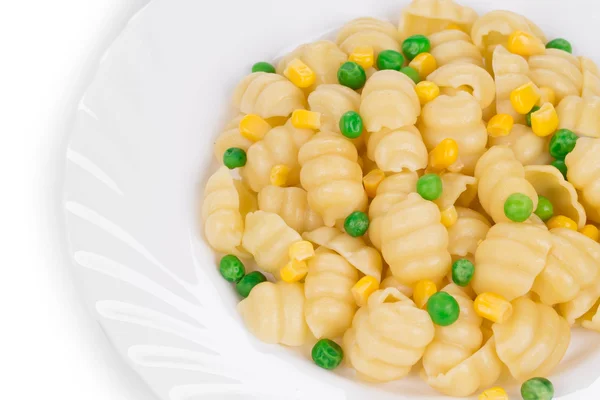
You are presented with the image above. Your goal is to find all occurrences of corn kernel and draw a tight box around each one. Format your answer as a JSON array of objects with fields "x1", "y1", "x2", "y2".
[
  {"x1": 487, "y1": 114, "x2": 514, "y2": 138},
  {"x1": 479, "y1": 387, "x2": 509, "y2": 400},
  {"x1": 440, "y1": 206, "x2": 458, "y2": 228},
  {"x1": 289, "y1": 241, "x2": 315, "y2": 261},
  {"x1": 352, "y1": 276, "x2": 380, "y2": 307},
  {"x1": 474, "y1": 293, "x2": 513, "y2": 323},
  {"x1": 538, "y1": 86, "x2": 556, "y2": 106},
  {"x1": 239, "y1": 114, "x2": 272, "y2": 142},
  {"x1": 284, "y1": 58, "x2": 316, "y2": 88},
  {"x1": 349, "y1": 46, "x2": 375, "y2": 70},
  {"x1": 280, "y1": 259, "x2": 308, "y2": 283},
  {"x1": 291, "y1": 109, "x2": 321, "y2": 130},
  {"x1": 363, "y1": 169, "x2": 386, "y2": 198},
  {"x1": 445, "y1": 23, "x2": 462, "y2": 31},
  {"x1": 531, "y1": 102, "x2": 559, "y2": 137},
  {"x1": 414, "y1": 280, "x2": 438, "y2": 309},
  {"x1": 429, "y1": 138, "x2": 459, "y2": 170},
  {"x1": 580, "y1": 225, "x2": 600, "y2": 242},
  {"x1": 416, "y1": 81, "x2": 440, "y2": 105},
  {"x1": 270, "y1": 164, "x2": 291, "y2": 187},
  {"x1": 507, "y1": 30, "x2": 546, "y2": 57},
  {"x1": 510, "y1": 82, "x2": 541, "y2": 114},
  {"x1": 409, "y1": 53, "x2": 438, "y2": 80},
  {"x1": 547, "y1": 215, "x2": 578, "y2": 231}
]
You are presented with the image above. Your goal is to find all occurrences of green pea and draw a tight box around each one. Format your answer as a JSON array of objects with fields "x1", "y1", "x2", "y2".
[
  {"x1": 236, "y1": 271, "x2": 267, "y2": 298},
  {"x1": 534, "y1": 195, "x2": 554, "y2": 222},
  {"x1": 427, "y1": 292, "x2": 460, "y2": 326},
  {"x1": 312, "y1": 339, "x2": 344, "y2": 370},
  {"x1": 377, "y1": 50, "x2": 405, "y2": 71},
  {"x1": 546, "y1": 38, "x2": 572, "y2": 54},
  {"x1": 223, "y1": 147, "x2": 247, "y2": 169},
  {"x1": 552, "y1": 159, "x2": 568, "y2": 179},
  {"x1": 452, "y1": 259, "x2": 475, "y2": 287},
  {"x1": 252, "y1": 61, "x2": 276, "y2": 73},
  {"x1": 521, "y1": 377, "x2": 554, "y2": 400},
  {"x1": 402, "y1": 34, "x2": 431, "y2": 61},
  {"x1": 400, "y1": 66, "x2": 421, "y2": 84},
  {"x1": 219, "y1": 255, "x2": 245, "y2": 283},
  {"x1": 338, "y1": 62, "x2": 367, "y2": 90},
  {"x1": 339, "y1": 111, "x2": 363, "y2": 139},
  {"x1": 550, "y1": 129, "x2": 578, "y2": 160},
  {"x1": 344, "y1": 211, "x2": 370, "y2": 237},
  {"x1": 504, "y1": 193, "x2": 534, "y2": 222},
  {"x1": 526, "y1": 105, "x2": 541, "y2": 127},
  {"x1": 417, "y1": 174, "x2": 443, "y2": 201}
]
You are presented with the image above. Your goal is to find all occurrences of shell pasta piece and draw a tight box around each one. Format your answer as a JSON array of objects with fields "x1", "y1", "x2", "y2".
[
  {"x1": 429, "y1": 29, "x2": 483, "y2": 67},
  {"x1": 427, "y1": 63, "x2": 496, "y2": 109},
  {"x1": 557, "y1": 95, "x2": 600, "y2": 139},
  {"x1": 298, "y1": 132, "x2": 367, "y2": 227},
  {"x1": 336, "y1": 17, "x2": 400, "y2": 56},
  {"x1": 367, "y1": 125, "x2": 428, "y2": 172},
  {"x1": 489, "y1": 124, "x2": 552, "y2": 166},
  {"x1": 238, "y1": 281, "x2": 309, "y2": 346},
  {"x1": 493, "y1": 297, "x2": 571, "y2": 381},
  {"x1": 381, "y1": 193, "x2": 451, "y2": 286},
  {"x1": 398, "y1": 0, "x2": 478, "y2": 39},
  {"x1": 565, "y1": 137, "x2": 600, "y2": 223},
  {"x1": 529, "y1": 49, "x2": 583, "y2": 104},
  {"x1": 581, "y1": 57, "x2": 600, "y2": 98},
  {"x1": 447, "y1": 207, "x2": 491, "y2": 258},
  {"x1": 307, "y1": 84, "x2": 361, "y2": 133},
  {"x1": 233, "y1": 72, "x2": 306, "y2": 118},
  {"x1": 258, "y1": 186, "x2": 323, "y2": 234},
  {"x1": 492, "y1": 46, "x2": 533, "y2": 124},
  {"x1": 343, "y1": 288, "x2": 435, "y2": 382},
  {"x1": 213, "y1": 116, "x2": 253, "y2": 163},
  {"x1": 559, "y1": 280, "x2": 600, "y2": 325},
  {"x1": 304, "y1": 248, "x2": 359, "y2": 339},
  {"x1": 434, "y1": 173, "x2": 477, "y2": 212},
  {"x1": 242, "y1": 211, "x2": 301, "y2": 274}
]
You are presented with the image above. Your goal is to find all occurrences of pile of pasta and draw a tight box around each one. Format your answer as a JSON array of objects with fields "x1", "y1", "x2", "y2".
[{"x1": 202, "y1": 0, "x2": 600, "y2": 398}]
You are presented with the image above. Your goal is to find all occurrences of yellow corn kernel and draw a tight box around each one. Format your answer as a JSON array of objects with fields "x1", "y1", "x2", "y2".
[
  {"x1": 239, "y1": 114, "x2": 272, "y2": 142},
  {"x1": 507, "y1": 30, "x2": 546, "y2": 57},
  {"x1": 580, "y1": 225, "x2": 600, "y2": 242},
  {"x1": 409, "y1": 53, "x2": 438, "y2": 80},
  {"x1": 284, "y1": 58, "x2": 316, "y2": 88},
  {"x1": 479, "y1": 387, "x2": 509, "y2": 400},
  {"x1": 429, "y1": 138, "x2": 459, "y2": 170},
  {"x1": 487, "y1": 114, "x2": 514, "y2": 138},
  {"x1": 440, "y1": 206, "x2": 458, "y2": 228},
  {"x1": 538, "y1": 86, "x2": 556, "y2": 106},
  {"x1": 280, "y1": 259, "x2": 309, "y2": 283},
  {"x1": 416, "y1": 81, "x2": 440, "y2": 105},
  {"x1": 270, "y1": 164, "x2": 291, "y2": 187},
  {"x1": 363, "y1": 169, "x2": 386, "y2": 198},
  {"x1": 349, "y1": 46, "x2": 375, "y2": 70},
  {"x1": 289, "y1": 240, "x2": 315, "y2": 261},
  {"x1": 445, "y1": 23, "x2": 462, "y2": 31},
  {"x1": 547, "y1": 215, "x2": 578, "y2": 231},
  {"x1": 531, "y1": 102, "x2": 559, "y2": 137},
  {"x1": 510, "y1": 82, "x2": 541, "y2": 114},
  {"x1": 474, "y1": 293, "x2": 513, "y2": 323},
  {"x1": 352, "y1": 276, "x2": 380, "y2": 307},
  {"x1": 414, "y1": 280, "x2": 438, "y2": 309},
  {"x1": 291, "y1": 109, "x2": 321, "y2": 130}
]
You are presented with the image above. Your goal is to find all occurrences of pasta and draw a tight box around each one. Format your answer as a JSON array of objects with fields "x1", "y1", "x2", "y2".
[
  {"x1": 581, "y1": 56, "x2": 600, "y2": 98},
  {"x1": 529, "y1": 49, "x2": 583, "y2": 104},
  {"x1": 380, "y1": 268, "x2": 414, "y2": 298},
  {"x1": 242, "y1": 119, "x2": 313, "y2": 192},
  {"x1": 298, "y1": 132, "x2": 367, "y2": 226},
  {"x1": 427, "y1": 63, "x2": 496, "y2": 109},
  {"x1": 238, "y1": 281, "x2": 309, "y2": 346},
  {"x1": 241, "y1": 211, "x2": 301, "y2": 274},
  {"x1": 556, "y1": 95, "x2": 600, "y2": 139},
  {"x1": 434, "y1": 172, "x2": 477, "y2": 212},
  {"x1": 307, "y1": 84, "x2": 361, "y2": 133},
  {"x1": 304, "y1": 248, "x2": 359, "y2": 339},
  {"x1": 428, "y1": 29, "x2": 483, "y2": 67},
  {"x1": 381, "y1": 193, "x2": 451, "y2": 285},
  {"x1": 368, "y1": 172, "x2": 418, "y2": 251},
  {"x1": 489, "y1": 123, "x2": 552, "y2": 166},
  {"x1": 233, "y1": 72, "x2": 306, "y2": 118},
  {"x1": 343, "y1": 288, "x2": 435, "y2": 382},
  {"x1": 336, "y1": 17, "x2": 400, "y2": 56},
  {"x1": 447, "y1": 207, "x2": 491, "y2": 258},
  {"x1": 565, "y1": 137, "x2": 600, "y2": 223},
  {"x1": 360, "y1": 70, "x2": 421, "y2": 132},
  {"x1": 398, "y1": 0, "x2": 478, "y2": 39},
  {"x1": 303, "y1": 226, "x2": 383, "y2": 282},
  {"x1": 559, "y1": 280, "x2": 600, "y2": 325},
  {"x1": 474, "y1": 146, "x2": 538, "y2": 224},
  {"x1": 493, "y1": 297, "x2": 571, "y2": 381},
  {"x1": 213, "y1": 116, "x2": 253, "y2": 163},
  {"x1": 472, "y1": 222, "x2": 553, "y2": 301},
  {"x1": 492, "y1": 46, "x2": 532, "y2": 124},
  {"x1": 419, "y1": 92, "x2": 488, "y2": 175},
  {"x1": 366, "y1": 125, "x2": 428, "y2": 172},
  {"x1": 257, "y1": 186, "x2": 323, "y2": 234}
]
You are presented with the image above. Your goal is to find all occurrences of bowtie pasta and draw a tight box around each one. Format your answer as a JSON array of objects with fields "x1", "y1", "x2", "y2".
[{"x1": 203, "y1": 1, "x2": 600, "y2": 397}]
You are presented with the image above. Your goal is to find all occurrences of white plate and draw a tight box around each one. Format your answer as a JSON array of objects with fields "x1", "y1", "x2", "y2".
[{"x1": 63, "y1": 0, "x2": 600, "y2": 398}]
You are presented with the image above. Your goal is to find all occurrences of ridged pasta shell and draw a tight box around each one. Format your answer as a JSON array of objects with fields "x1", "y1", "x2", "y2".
[{"x1": 428, "y1": 63, "x2": 496, "y2": 109}]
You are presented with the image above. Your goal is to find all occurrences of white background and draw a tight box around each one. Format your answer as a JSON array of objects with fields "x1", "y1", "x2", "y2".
[{"x1": 1, "y1": 1, "x2": 156, "y2": 399}]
